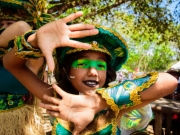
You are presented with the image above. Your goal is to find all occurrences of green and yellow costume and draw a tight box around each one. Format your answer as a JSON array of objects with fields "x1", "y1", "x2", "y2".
[
  {"x1": 52, "y1": 73, "x2": 157, "y2": 135},
  {"x1": 10, "y1": 26, "x2": 157, "y2": 135},
  {"x1": 0, "y1": 0, "x2": 54, "y2": 135}
]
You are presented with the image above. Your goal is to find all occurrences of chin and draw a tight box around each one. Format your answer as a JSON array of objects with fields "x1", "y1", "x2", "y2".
[{"x1": 81, "y1": 89, "x2": 96, "y2": 95}]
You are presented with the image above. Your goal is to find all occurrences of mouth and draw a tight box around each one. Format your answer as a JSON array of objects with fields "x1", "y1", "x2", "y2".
[{"x1": 83, "y1": 80, "x2": 99, "y2": 87}]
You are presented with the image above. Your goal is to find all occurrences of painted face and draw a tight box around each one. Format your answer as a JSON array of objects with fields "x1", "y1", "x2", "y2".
[
  {"x1": 0, "y1": 20, "x2": 16, "y2": 28},
  {"x1": 69, "y1": 51, "x2": 107, "y2": 95}
]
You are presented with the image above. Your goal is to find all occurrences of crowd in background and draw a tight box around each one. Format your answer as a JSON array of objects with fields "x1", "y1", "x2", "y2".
[{"x1": 116, "y1": 69, "x2": 146, "y2": 83}]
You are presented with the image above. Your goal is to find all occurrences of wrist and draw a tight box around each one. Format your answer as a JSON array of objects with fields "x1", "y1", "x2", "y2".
[
  {"x1": 27, "y1": 32, "x2": 38, "y2": 48},
  {"x1": 14, "y1": 30, "x2": 43, "y2": 59}
]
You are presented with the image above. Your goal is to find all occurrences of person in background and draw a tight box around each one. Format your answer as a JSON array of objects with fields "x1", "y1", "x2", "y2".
[{"x1": 0, "y1": 3, "x2": 47, "y2": 134}]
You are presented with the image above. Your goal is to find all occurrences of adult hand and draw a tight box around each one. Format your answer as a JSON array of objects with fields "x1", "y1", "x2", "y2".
[
  {"x1": 29, "y1": 11, "x2": 98, "y2": 71},
  {"x1": 39, "y1": 84, "x2": 107, "y2": 135}
]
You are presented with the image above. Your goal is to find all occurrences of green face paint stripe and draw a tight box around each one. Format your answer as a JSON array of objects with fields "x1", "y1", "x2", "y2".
[
  {"x1": 93, "y1": 60, "x2": 107, "y2": 70},
  {"x1": 71, "y1": 59, "x2": 107, "y2": 70},
  {"x1": 72, "y1": 59, "x2": 89, "y2": 68}
]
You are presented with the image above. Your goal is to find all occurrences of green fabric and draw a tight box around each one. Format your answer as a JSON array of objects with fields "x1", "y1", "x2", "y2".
[
  {"x1": 55, "y1": 123, "x2": 113, "y2": 135},
  {"x1": 14, "y1": 30, "x2": 43, "y2": 59},
  {"x1": 56, "y1": 26, "x2": 129, "y2": 71},
  {"x1": 54, "y1": 110, "x2": 121, "y2": 135},
  {"x1": 96, "y1": 73, "x2": 158, "y2": 109},
  {"x1": 56, "y1": 123, "x2": 71, "y2": 135},
  {"x1": 0, "y1": 94, "x2": 25, "y2": 110},
  {"x1": 71, "y1": 59, "x2": 107, "y2": 70},
  {"x1": 53, "y1": 108, "x2": 120, "y2": 135},
  {"x1": 0, "y1": 39, "x2": 16, "y2": 60}
]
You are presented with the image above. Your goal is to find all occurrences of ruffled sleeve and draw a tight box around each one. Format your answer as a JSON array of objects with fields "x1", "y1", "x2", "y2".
[
  {"x1": 14, "y1": 30, "x2": 43, "y2": 59},
  {"x1": 1, "y1": 30, "x2": 44, "y2": 61},
  {"x1": 96, "y1": 72, "x2": 158, "y2": 111}
]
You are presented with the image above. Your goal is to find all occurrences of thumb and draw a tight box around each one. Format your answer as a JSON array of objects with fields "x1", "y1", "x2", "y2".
[{"x1": 72, "y1": 125, "x2": 85, "y2": 135}]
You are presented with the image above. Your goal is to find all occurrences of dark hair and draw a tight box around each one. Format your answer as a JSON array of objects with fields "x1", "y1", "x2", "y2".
[{"x1": 55, "y1": 50, "x2": 116, "y2": 94}]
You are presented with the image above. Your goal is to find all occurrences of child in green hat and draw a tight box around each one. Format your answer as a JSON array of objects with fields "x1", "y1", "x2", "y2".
[{"x1": 3, "y1": 20, "x2": 177, "y2": 135}]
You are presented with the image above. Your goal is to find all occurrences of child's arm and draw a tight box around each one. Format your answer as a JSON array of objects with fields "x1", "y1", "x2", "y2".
[
  {"x1": 3, "y1": 47, "x2": 54, "y2": 101},
  {"x1": 3, "y1": 12, "x2": 98, "y2": 101},
  {"x1": 0, "y1": 21, "x2": 31, "y2": 47}
]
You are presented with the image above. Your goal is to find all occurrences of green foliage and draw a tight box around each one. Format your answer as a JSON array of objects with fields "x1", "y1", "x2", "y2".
[{"x1": 47, "y1": 0, "x2": 180, "y2": 71}]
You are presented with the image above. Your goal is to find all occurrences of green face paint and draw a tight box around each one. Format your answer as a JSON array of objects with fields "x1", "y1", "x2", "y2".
[{"x1": 71, "y1": 59, "x2": 107, "y2": 70}]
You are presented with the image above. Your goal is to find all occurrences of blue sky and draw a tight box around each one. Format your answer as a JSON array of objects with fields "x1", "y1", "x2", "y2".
[{"x1": 167, "y1": 1, "x2": 179, "y2": 14}]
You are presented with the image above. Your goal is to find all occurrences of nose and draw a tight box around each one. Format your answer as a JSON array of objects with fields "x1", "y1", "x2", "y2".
[{"x1": 87, "y1": 67, "x2": 98, "y2": 76}]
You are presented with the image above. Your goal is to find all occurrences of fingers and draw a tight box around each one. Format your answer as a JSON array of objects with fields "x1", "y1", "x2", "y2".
[
  {"x1": 62, "y1": 11, "x2": 83, "y2": 23},
  {"x1": 69, "y1": 29, "x2": 99, "y2": 38},
  {"x1": 46, "y1": 110, "x2": 61, "y2": 118},
  {"x1": 69, "y1": 24, "x2": 96, "y2": 31},
  {"x1": 42, "y1": 94, "x2": 61, "y2": 105},
  {"x1": 62, "y1": 40, "x2": 92, "y2": 49},
  {"x1": 39, "y1": 102, "x2": 59, "y2": 111},
  {"x1": 52, "y1": 84, "x2": 67, "y2": 98}
]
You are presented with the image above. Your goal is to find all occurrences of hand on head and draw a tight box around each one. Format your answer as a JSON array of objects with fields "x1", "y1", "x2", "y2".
[
  {"x1": 39, "y1": 84, "x2": 98, "y2": 135},
  {"x1": 28, "y1": 11, "x2": 99, "y2": 71}
]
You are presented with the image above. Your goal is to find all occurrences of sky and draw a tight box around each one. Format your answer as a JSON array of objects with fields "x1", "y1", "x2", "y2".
[{"x1": 167, "y1": 1, "x2": 179, "y2": 14}]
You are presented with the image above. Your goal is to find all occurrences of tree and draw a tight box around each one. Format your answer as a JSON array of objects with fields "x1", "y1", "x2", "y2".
[
  {"x1": 85, "y1": 10, "x2": 179, "y2": 71},
  {"x1": 47, "y1": 0, "x2": 180, "y2": 71},
  {"x1": 47, "y1": 0, "x2": 179, "y2": 45}
]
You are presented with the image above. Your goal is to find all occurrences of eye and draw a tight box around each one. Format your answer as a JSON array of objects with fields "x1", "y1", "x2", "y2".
[
  {"x1": 98, "y1": 64, "x2": 105, "y2": 68},
  {"x1": 97, "y1": 61, "x2": 107, "y2": 70},
  {"x1": 77, "y1": 63, "x2": 87, "y2": 68}
]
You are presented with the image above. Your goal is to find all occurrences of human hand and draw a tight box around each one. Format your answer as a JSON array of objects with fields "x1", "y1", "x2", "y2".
[
  {"x1": 28, "y1": 11, "x2": 98, "y2": 71},
  {"x1": 39, "y1": 84, "x2": 103, "y2": 135}
]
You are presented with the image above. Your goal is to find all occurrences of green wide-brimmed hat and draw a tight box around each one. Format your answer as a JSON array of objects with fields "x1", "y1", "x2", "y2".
[
  {"x1": 58, "y1": 25, "x2": 129, "y2": 71},
  {"x1": 0, "y1": 0, "x2": 54, "y2": 29}
]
